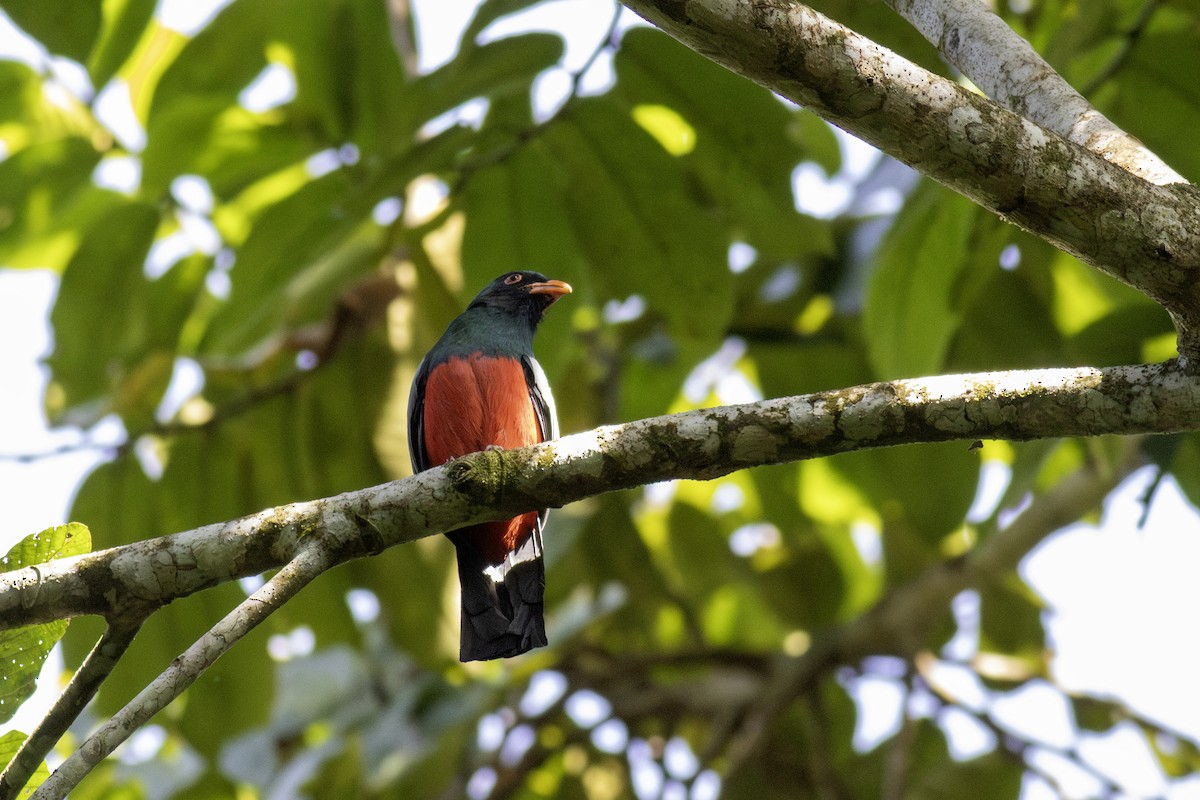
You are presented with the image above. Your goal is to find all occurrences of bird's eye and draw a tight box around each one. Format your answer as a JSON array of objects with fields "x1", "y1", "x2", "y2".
[{"x1": 504, "y1": 273, "x2": 523, "y2": 285}]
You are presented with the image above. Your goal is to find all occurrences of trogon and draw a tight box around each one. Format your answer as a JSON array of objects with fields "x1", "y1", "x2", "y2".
[{"x1": 407, "y1": 271, "x2": 572, "y2": 661}]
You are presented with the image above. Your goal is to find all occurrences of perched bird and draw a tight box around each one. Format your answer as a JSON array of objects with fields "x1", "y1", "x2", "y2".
[{"x1": 408, "y1": 271, "x2": 572, "y2": 661}]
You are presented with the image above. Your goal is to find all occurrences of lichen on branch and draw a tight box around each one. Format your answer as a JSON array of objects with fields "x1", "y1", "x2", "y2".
[{"x1": 1, "y1": 362, "x2": 1197, "y2": 633}]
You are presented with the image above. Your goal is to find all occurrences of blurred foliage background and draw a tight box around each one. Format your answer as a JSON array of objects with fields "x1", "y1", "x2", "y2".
[{"x1": 2, "y1": 0, "x2": 1200, "y2": 797}]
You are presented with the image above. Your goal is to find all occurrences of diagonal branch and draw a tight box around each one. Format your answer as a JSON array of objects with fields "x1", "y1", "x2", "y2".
[
  {"x1": 917, "y1": 655, "x2": 1127, "y2": 795},
  {"x1": 0, "y1": 619, "x2": 143, "y2": 800},
  {"x1": 30, "y1": 543, "x2": 332, "y2": 800},
  {"x1": 0, "y1": 362, "x2": 1198, "y2": 633},
  {"x1": 617, "y1": 0, "x2": 1200, "y2": 361},
  {"x1": 883, "y1": 0, "x2": 1182, "y2": 184}
]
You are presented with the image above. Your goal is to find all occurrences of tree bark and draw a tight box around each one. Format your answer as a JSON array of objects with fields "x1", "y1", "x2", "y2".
[
  {"x1": 1, "y1": 361, "x2": 1196, "y2": 631},
  {"x1": 883, "y1": 0, "x2": 1182, "y2": 185},
  {"x1": 618, "y1": 0, "x2": 1200, "y2": 362}
]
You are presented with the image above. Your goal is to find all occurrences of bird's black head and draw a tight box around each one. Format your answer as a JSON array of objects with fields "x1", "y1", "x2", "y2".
[{"x1": 468, "y1": 271, "x2": 572, "y2": 326}]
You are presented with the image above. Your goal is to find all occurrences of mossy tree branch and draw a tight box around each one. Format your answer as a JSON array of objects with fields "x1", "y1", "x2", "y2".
[
  {"x1": 1, "y1": 362, "x2": 1196, "y2": 633},
  {"x1": 3, "y1": 363, "x2": 1194, "y2": 796}
]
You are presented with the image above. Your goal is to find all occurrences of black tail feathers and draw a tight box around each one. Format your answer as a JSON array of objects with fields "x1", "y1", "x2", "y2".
[{"x1": 452, "y1": 530, "x2": 547, "y2": 661}]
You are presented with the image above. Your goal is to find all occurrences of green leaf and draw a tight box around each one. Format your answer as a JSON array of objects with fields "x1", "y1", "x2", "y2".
[
  {"x1": 141, "y1": 0, "x2": 427, "y2": 193},
  {"x1": 323, "y1": 0, "x2": 412, "y2": 156},
  {"x1": 753, "y1": 465, "x2": 862, "y2": 624},
  {"x1": 662, "y1": 502, "x2": 735, "y2": 603},
  {"x1": 543, "y1": 96, "x2": 732, "y2": 342},
  {"x1": 200, "y1": 125, "x2": 470, "y2": 356},
  {"x1": 614, "y1": 28, "x2": 834, "y2": 260},
  {"x1": 408, "y1": 33, "x2": 564, "y2": 129},
  {"x1": 792, "y1": 110, "x2": 842, "y2": 175},
  {"x1": 946, "y1": 241, "x2": 1064, "y2": 372},
  {"x1": 0, "y1": 523, "x2": 91, "y2": 725},
  {"x1": 663, "y1": 497, "x2": 792, "y2": 648},
  {"x1": 619, "y1": 338, "x2": 718, "y2": 422},
  {"x1": 0, "y1": 61, "x2": 41, "y2": 124},
  {"x1": 46, "y1": 201, "x2": 184, "y2": 426},
  {"x1": 1112, "y1": 27, "x2": 1200, "y2": 182},
  {"x1": 460, "y1": 0, "x2": 550, "y2": 46},
  {"x1": 837, "y1": 442, "x2": 979, "y2": 546},
  {"x1": 57, "y1": 244, "x2": 206, "y2": 431},
  {"x1": 908, "y1": 719, "x2": 1022, "y2": 799},
  {"x1": 1067, "y1": 302, "x2": 1174, "y2": 366},
  {"x1": 0, "y1": 138, "x2": 117, "y2": 272},
  {"x1": 2, "y1": 2, "x2": 101, "y2": 62},
  {"x1": 757, "y1": 525, "x2": 853, "y2": 628},
  {"x1": 864, "y1": 182, "x2": 980, "y2": 379},
  {"x1": 267, "y1": 0, "x2": 410, "y2": 155},
  {"x1": 66, "y1": 458, "x2": 156, "y2": 554},
  {"x1": 88, "y1": 0, "x2": 159, "y2": 88},
  {"x1": 0, "y1": 522, "x2": 91, "y2": 573},
  {"x1": 616, "y1": 28, "x2": 805, "y2": 197},
  {"x1": 1143, "y1": 715, "x2": 1200, "y2": 777},
  {"x1": 562, "y1": 494, "x2": 690, "y2": 650},
  {"x1": 461, "y1": 140, "x2": 585, "y2": 295},
  {"x1": 1071, "y1": 694, "x2": 1120, "y2": 734},
  {"x1": 0, "y1": 61, "x2": 101, "y2": 155},
  {"x1": 828, "y1": 441, "x2": 979, "y2": 586},
  {"x1": 1039, "y1": 0, "x2": 1139, "y2": 83},
  {"x1": 141, "y1": 0, "x2": 273, "y2": 195},
  {"x1": 749, "y1": 338, "x2": 872, "y2": 402},
  {"x1": 978, "y1": 579, "x2": 1046, "y2": 664},
  {"x1": 184, "y1": 113, "x2": 317, "y2": 203}
]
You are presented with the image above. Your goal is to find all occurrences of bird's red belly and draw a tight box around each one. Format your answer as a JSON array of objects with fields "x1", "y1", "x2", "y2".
[{"x1": 422, "y1": 353, "x2": 544, "y2": 563}]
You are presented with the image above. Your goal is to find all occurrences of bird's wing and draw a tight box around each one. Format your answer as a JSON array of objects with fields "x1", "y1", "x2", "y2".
[
  {"x1": 522, "y1": 354, "x2": 557, "y2": 531},
  {"x1": 407, "y1": 354, "x2": 431, "y2": 474},
  {"x1": 522, "y1": 354, "x2": 558, "y2": 442}
]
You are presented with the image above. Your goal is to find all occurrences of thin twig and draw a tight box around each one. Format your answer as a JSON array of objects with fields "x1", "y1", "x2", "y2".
[
  {"x1": 801, "y1": 691, "x2": 852, "y2": 800},
  {"x1": 1136, "y1": 465, "x2": 1165, "y2": 528},
  {"x1": 718, "y1": 640, "x2": 842, "y2": 773},
  {"x1": 387, "y1": 0, "x2": 420, "y2": 76},
  {"x1": 0, "y1": 441, "x2": 112, "y2": 463},
  {"x1": 881, "y1": 669, "x2": 918, "y2": 800},
  {"x1": 1, "y1": 265, "x2": 395, "y2": 464},
  {"x1": 918, "y1": 666, "x2": 1126, "y2": 797},
  {"x1": 573, "y1": 2, "x2": 624, "y2": 96},
  {"x1": 0, "y1": 353, "x2": 312, "y2": 465},
  {"x1": 0, "y1": 619, "x2": 143, "y2": 800},
  {"x1": 448, "y1": 1, "x2": 624, "y2": 197},
  {"x1": 31, "y1": 544, "x2": 332, "y2": 799},
  {"x1": 947, "y1": 653, "x2": 1200, "y2": 755}
]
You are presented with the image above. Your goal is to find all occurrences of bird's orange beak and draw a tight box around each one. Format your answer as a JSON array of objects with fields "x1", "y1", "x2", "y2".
[{"x1": 527, "y1": 279, "x2": 573, "y2": 303}]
